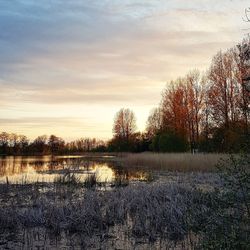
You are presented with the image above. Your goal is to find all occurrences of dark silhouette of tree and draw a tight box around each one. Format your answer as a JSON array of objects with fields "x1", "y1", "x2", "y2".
[
  {"x1": 48, "y1": 135, "x2": 65, "y2": 154},
  {"x1": 0, "y1": 131, "x2": 107, "y2": 155},
  {"x1": 237, "y1": 39, "x2": 250, "y2": 134},
  {"x1": 32, "y1": 135, "x2": 48, "y2": 154},
  {"x1": 0, "y1": 132, "x2": 10, "y2": 154}
]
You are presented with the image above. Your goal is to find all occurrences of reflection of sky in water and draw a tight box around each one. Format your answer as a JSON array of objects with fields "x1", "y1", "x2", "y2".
[
  {"x1": 94, "y1": 165, "x2": 114, "y2": 182},
  {"x1": 0, "y1": 156, "x2": 115, "y2": 184}
]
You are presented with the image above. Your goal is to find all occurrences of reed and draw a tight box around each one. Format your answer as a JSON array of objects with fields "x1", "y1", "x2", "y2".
[{"x1": 121, "y1": 152, "x2": 228, "y2": 172}]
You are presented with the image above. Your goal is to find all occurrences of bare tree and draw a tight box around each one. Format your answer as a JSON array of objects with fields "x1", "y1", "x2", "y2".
[
  {"x1": 33, "y1": 135, "x2": 48, "y2": 154},
  {"x1": 48, "y1": 135, "x2": 65, "y2": 154},
  {"x1": 113, "y1": 108, "x2": 137, "y2": 143},
  {"x1": 161, "y1": 78, "x2": 189, "y2": 138},
  {"x1": 185, "y1": 70, "x2": 206, "y2": 150},
  {"x1": 208, "y1": 51, "x2": 232, "y2": 128},
  {"x1": 146, "y1": 107, "x2": 162, "y2": 139}
]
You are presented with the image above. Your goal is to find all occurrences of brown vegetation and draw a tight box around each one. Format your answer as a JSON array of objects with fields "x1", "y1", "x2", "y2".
[
  {"x1": 121, "y1": 153, "x2": 228, "y2": 172},
  {"x1": 146, "y1": 39, "x2": 250, "y2": 153}
]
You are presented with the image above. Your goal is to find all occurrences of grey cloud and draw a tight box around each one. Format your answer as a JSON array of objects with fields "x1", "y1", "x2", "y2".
[
  {"x1": 0, "y1": 1, "x2": 125, "y2": 68},
  {"x1": 0, "y1": 0, "x2": 247, "y2": 107},
  {"x1": 0, "y1": 116, "x2": 87, "y2": 128}
]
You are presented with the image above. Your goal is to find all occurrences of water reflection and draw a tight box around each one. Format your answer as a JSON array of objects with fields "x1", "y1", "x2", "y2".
[{"x1": 0, "y1": 156, "x2": 150, "y2": 184}]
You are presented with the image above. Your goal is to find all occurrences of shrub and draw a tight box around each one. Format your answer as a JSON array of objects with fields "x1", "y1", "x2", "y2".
[{"x1": 197, "y1": 153, "x2": 250, "y2": 249}]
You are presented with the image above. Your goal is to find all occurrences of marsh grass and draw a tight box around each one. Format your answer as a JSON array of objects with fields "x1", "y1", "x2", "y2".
[
  {"x1": 122, "y1": 152, "x2": 229, "y2": 172},
  {"x1": 0, "y1": 153, "x2": 247, "y2": 248},
  {"x1": 0, "y1": 182, "x2": 205, "y2": 247},
  {"x1": 112, "y1": 174, "x2": 129, "y2": 187},
  {"x1": 83, "y1": 173, "x2": 98, "y2": 188},
  {"x1": 0, "y1": 161, "x2": 246, "y2": 249},
  {"x1": 54, "y1": 172, "x2": 81, "y2": 186}
]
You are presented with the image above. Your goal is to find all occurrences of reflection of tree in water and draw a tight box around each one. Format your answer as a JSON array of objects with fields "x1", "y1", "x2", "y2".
[
  {"x1": 0, "y1": 156, "x2": 153, "y2": 184},
  {"x1": 114, "y1": 168, "x2": 129, "y2": 179},
  {"x1": 29, "y1": 158, "x2": 61, "y2": 172},
  {"x1": 0, "y1": 157, "x2": 29, "y2": 176},
  {"x1": 59, "y1": 158, "x2": 95, "y2": 172},
  {"x1": 0, "y1": 156, "x2": 65, "y2": 177},
  {"x1": 113, "y1": 165, "x2": 150, "y2": 182}
]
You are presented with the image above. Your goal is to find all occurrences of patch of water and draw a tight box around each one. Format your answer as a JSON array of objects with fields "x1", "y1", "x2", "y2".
[{"x1": 0, "y1": 155, "x2": 150, "y2": 185}]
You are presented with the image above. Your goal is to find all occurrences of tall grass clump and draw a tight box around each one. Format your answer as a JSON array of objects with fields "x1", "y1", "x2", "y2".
[
  {"x1": 112, "y1": 174, "x2": 129, "y2": 187},
  {"x1": 84, "y1": 173, "x2": 98, "y2": 188},
  {"x1": 54, "y1": 172, "x2": 81, "y2": 187}
]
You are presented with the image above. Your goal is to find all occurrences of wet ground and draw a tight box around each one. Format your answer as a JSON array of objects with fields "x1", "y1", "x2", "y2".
[{"x1": 0, "y1": 155, "x2": 220, "y2": 249}]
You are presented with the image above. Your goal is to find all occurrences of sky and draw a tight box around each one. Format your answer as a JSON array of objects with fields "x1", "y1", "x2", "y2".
[{"x1": 0, "y1": 0, "x2": 249, "y2": 141}]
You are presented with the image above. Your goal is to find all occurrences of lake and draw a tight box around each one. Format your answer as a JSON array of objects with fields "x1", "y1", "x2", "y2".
[{"x1": 0, "y1": 155, "x2": 150, "y2": 185}]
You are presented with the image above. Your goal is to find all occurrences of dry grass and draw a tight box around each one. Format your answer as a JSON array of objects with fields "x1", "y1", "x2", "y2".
[
  {"x1": 0, "y1": 182, "x2": 208, "y2": 246},
  {"x1": 121, "y1": 153, "x2": 229, "y2": 172}
]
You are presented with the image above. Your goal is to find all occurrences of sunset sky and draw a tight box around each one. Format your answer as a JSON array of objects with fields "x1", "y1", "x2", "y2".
[{"x1": 0, "y1": 0, "x2": 249, "y2": 141}]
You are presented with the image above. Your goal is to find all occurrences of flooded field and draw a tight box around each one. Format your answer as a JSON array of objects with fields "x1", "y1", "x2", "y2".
[
  {"x1": 0, "y1": 154, "x2": 240, "y2": 250},
  {"x1": 0, "y1": 155, "x2": 151, "y2": 185}
]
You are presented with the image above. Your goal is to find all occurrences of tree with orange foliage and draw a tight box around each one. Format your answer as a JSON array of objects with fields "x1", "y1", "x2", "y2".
[
  {"x1": 161, "y1": 78, "x2": 188, "y2": 139},
  {"x1": 184, "y1": 70, "x2": 206, "y2": 151}
]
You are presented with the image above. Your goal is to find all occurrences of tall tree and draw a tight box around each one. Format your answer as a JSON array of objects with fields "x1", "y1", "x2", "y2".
[
  {"x1": 48, "y1": 135, "x2": 65, "y2": 154},
  {"x1": 161, "y1": 78, "x2": 188, "y2": 138},
  {"x1": 235, "y1": 39, "x2": 250, "y2": 134},
  {"x1": 33, "y1": 135, "x2": 48, "y2": 154},
  {"x1": 146, "y1": 107, "x2": 162, "y2": 139},
  {"x1": 208, "y1": 51, "x2": 231, "y2": 128},
  {"x1": 185, "y1": 70, "x2": 206, "y2": 150},
  {"x1": 0, "y1": 132, "x2": 9, "y2": 154},
  {"x1": 112, "y1": 108, "x2": 137, "y2": 151}
]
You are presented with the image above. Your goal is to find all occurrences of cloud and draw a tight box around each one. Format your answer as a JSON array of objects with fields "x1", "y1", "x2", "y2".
[
  {"x1": 0, "y1": 116, "x2": 104, "y2": 140},
  {"x1": 0, "y1": 0, "x2": 248, "y2": 139},
  {"x1": 0, "y1": 116, "x2": 83, "y2": 125}
]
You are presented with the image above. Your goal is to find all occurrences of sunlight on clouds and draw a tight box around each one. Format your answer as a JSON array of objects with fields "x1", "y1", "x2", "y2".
[{"x1": 0, "y1": 0, "x2": 248, "y2": 139}]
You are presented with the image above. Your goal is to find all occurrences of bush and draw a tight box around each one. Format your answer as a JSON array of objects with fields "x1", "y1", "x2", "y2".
[
  {"x1": 197, "y1": 153, "x2": 250, "y2": 249},
  {"x1": 158, "y1": 132, "x2": 188, "y2": 152}
]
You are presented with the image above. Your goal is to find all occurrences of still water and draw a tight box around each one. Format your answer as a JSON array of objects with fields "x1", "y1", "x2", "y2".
[{"x1": 0, "y1": 155, "x2": 148, "y2": 184}]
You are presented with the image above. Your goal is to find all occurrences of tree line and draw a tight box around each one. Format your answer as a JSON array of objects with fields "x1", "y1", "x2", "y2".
[
  {"x1": 110, "y1": 38, "x2": 250, "y2": 153},
  {"x1": 0, "y1": 132, "x2": 106, "y2": 155},
  {"x1": 1, "y1": 38, "x2": 249, "y2": 155}
]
